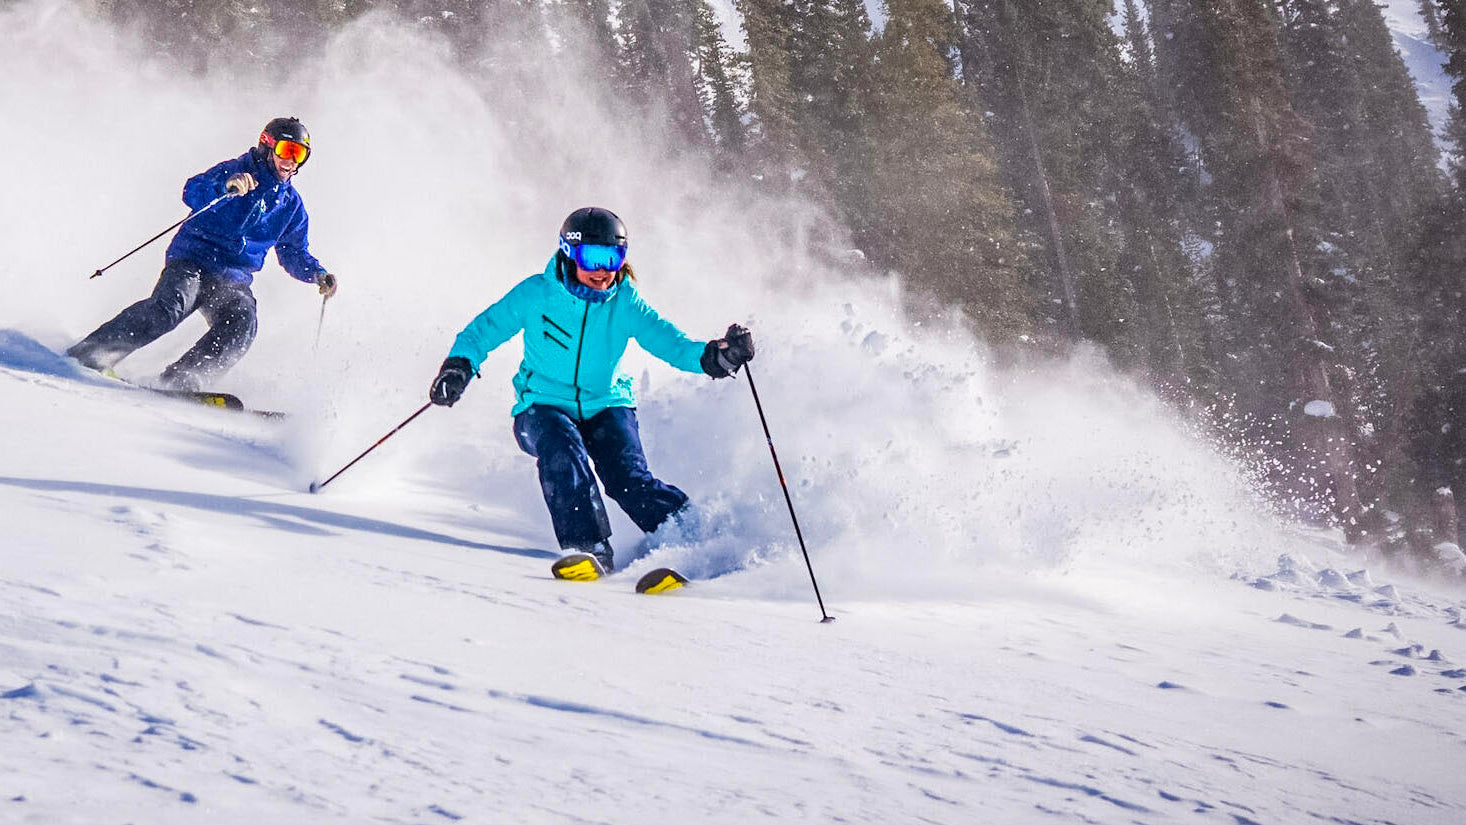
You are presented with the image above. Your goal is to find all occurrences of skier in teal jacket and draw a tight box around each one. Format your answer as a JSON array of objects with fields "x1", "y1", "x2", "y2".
[{"x1": 429, "y1": 207, "x2": 754, "y2": 575}]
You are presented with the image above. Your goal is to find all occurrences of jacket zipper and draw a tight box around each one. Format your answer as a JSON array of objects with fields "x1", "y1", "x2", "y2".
[{"x1": 572, "y1": 302, "x2": 590, "y2": 420}]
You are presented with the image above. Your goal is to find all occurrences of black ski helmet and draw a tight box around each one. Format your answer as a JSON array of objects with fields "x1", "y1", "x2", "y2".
[
  {"x1": 257, "y1": 116, "x2": 311, "y2": 165},
  {"x1": 559, "y1": 207, "x2": 627, "y2": 249}
]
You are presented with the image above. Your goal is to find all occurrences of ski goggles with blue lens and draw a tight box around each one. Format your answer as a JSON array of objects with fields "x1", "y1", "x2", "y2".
[{"x1": 560, "y1": 237, "x2": 627, "y2": 272}]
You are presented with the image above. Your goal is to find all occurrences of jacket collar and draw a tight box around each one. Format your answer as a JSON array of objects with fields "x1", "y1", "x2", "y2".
[
  {"x1": 546, "y1": 255, "x2": 619, "y2": 304},
  {"x1": 244, "y1": 148, "x2": 292, "y2": 189}
]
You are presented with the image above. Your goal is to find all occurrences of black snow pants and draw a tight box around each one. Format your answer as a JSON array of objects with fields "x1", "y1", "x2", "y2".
[
  {"x1": 67, "y1": 259, "x2": 258, "y2": 390},
  {"x1": 512, "y1": 404, "x2": 690, "y2": 552}
]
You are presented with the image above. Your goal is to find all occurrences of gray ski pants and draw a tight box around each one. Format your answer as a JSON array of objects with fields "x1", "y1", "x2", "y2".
[{"x1": 67, "y1": 259, "x2": 258, "y2": 389}]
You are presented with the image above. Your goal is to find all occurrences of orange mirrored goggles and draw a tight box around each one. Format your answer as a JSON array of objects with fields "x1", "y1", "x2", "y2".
[{"x1": 261, "y1": 134, "x2": 310, "y2": 164}]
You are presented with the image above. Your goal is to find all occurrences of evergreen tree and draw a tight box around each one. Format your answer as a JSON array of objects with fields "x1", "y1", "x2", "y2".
[
  {"x1": 94, "y1": 0, "x2": 1466, "y2": 547},
  {"x1": 957, "y1": 0, "x2": 1212, "y2": 374},
  {"x1": 391, "y1": 0, "x2": 500, "y2": 55},
  {"x1": 1411, "y1": 0, "x2": 1466, "y2": 532},
  {"x1": 1275, "y1": 0, "x2": 1445, "y2": 526},
  {"x1": 735, "y1": 0, "x2": 802, "y2": 180},
  {"x1": 786, "y1": 0, "x2": 872, "y2": 172},
  {"x1": 689, "y1": 0, "x2": 746, "y2": 152},
  {"x1": 1420, "y1": 0, "x2": 1447, "y2": 50},
  {"x1": 557, "y1": 0, "x2": 624, "y2": 79},
  {"x1": 1111, "y1": 0, "x2": 1218, "y2": 391},
  {"x1": 1150, "y1": 0, "x2": 1368, "y2": 539},
  {"x1": 852, "y1": 0, "x2": 1034, "y2": 341},
  {"x1": 1439, "y1": 0, "x2": 1466, "y2": 183},
  {"x1": 619, "y1": 0, "x2": 715, "y2": 143},
  {"x1": 956, "y1": 0, "x2": 1085, "y2": 339},
  {"x1": 104, "y1": 0, "x2": 423, "y2": 66},
  {"x1": 759, "y1": 0, "x2": 877, "y2": 258},
  {"x1": 1406, "y1": 196, "x2": 1466, "y2": 534},
  {"x1": 1122, "y1": 0, "x2": 1157, "y2": 80}
]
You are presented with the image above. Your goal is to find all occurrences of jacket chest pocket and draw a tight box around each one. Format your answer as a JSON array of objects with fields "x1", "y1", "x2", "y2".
[{"x1": 540, "y1": 314, "x2": 573, "y2": 350}]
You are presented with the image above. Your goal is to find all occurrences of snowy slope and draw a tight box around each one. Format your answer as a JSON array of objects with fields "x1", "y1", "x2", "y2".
[
  {"x1": 3, "y1": 339, "x2": 1465, "y2": 824},
  {"x1": 3, "y1": 2, "x2": 1466, "y2": 823}
]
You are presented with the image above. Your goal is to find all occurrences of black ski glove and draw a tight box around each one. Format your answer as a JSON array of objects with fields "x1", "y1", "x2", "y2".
[
  {"x1": 430, "y1": 357, "x2": 474, "y2": 407},
  {"x1": 701, "y1": 323, "x2": 755, "y2": 378}
]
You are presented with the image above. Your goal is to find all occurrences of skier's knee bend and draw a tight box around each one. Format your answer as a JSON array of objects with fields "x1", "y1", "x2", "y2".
[
  {"x1": 229, "y1": 306, "x2": 259, "y2": 348},
  {"x1": 540, "y1": 444, "x2": 589, "y2": 484},
  {"x1": 151, "y1": 262, "x2": 203, "y2": 324},
  {"x1": 607, "y1": 463, "x2": 660, "y2": 496},
  {"x1": 150, "y1": 293, "x2": 191, "y2": 326}
]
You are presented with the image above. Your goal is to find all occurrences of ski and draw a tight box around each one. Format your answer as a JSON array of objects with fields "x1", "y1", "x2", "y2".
[
  {"x1": 634, "y1": 568, "x2": 688, "y2": 595},
  {"x1": 136, "y1": 384, "x2": 286, "y2": 419},
  {"x1": 153, "y1": 388, "x2": 245, "y2": 410},
  {"x1": 550, "y1": 552, "x2": 606, "y2": 581},
  {"x1": 98, "y1": 369, "x2": 285, "y2": 419},
  {"x1": 3, "y1": 332, "x2": 285, "y2": 418},
  {"x1": 549, "y1": 553, "x2": 688, "y2": 594}
]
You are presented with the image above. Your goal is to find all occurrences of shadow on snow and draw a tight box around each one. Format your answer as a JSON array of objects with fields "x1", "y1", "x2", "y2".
[{"x1": 0, "y1": 475, "x2": 555, "y2": 560}]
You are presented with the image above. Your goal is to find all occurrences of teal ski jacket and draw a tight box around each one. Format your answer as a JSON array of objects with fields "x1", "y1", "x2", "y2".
[{"x1": 448, "y1": 257, "x2": 707, "y2": 419}]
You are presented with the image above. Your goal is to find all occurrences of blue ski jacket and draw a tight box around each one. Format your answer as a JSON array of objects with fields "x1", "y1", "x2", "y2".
[
  {"x1": 165, "y1": 150, "x2": 326, "y2": 285},
  {"x1": 448, "y1": 257, "x2": 708, "y2": 419}
]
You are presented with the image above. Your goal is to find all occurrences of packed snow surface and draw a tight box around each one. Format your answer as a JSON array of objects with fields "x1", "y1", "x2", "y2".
[{"x1": 3, "y1": 2, "x2": 1465, "y2": 822}]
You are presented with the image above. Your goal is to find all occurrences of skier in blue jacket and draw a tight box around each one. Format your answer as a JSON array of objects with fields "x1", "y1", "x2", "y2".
[
  {"x1": 429, "y1": 207, "x2": 754, "y2": 576},
  {"x1": 68, "y1": 117, "x2": 338, "y2": 390}
]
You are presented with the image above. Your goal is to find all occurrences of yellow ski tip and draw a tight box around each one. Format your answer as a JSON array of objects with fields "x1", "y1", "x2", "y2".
[
  {"x1": 635, "y1": 568, "x2": 688, "y2": 595},
  {"x1": 551, "y1": 552, "x2": 605, "y2": 582}
]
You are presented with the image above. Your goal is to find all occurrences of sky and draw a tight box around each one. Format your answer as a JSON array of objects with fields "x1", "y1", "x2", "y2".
[{"x1": 1, "y1": 0, "x2": 1464, "y2": 821}]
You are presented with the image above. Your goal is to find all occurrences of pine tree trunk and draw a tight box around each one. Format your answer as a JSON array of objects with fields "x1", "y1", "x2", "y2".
[
  {"x1": 1015, "y1": 72, "x2": 1082, "y2": 338},
  {"x1": 1148, "y1": 239, "x2": 1190, "y2": 380},
  {"x1": 1243, "y1": 83, "x2": 1367, "y2": 540},
  {"x1": 1279, "y1": 218, "x2": 1367, "y2": 542},
  {"x1": 1434, "y1": 487, "x2": 1460, "y2": 547}
]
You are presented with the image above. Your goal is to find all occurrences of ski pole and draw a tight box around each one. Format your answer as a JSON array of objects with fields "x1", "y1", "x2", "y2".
[
  {"x1": 743, "y1": 364, "x2": 834, "y2": 623},
  {"x1": 313, "y1": 294, "x2": 328, "y2": 351},
  {"x1": 89, "y1": 192, "x2": 236, "y2": 279},
  {"x1": 309, "y1": 402, "x2": 432, "y2": 493}
]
